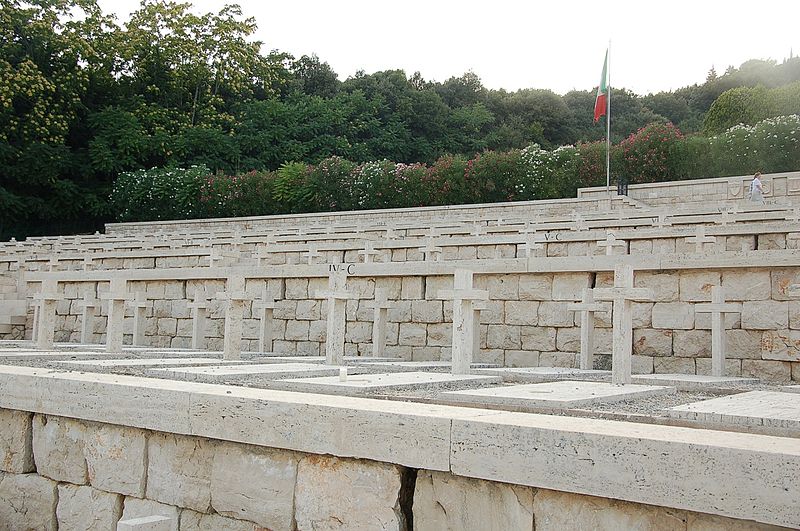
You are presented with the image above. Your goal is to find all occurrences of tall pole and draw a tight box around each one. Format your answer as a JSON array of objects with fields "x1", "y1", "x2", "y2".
[{"x1": 606, "y1": 41, "x2": 612, "y2": 202}]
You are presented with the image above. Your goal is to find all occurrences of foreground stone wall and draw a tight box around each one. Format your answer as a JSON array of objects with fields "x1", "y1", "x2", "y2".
[
  {"x1": 29, "y1": 265, "x2": 800, "y2": 382},
  {"x1": 0, "y1": 408, "x2": 788, "y2": 530}
]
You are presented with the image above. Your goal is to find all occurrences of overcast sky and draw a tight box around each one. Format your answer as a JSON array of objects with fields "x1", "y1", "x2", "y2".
[{"x1": 97, "y1": 0, "x2": 799, "y2": 95}]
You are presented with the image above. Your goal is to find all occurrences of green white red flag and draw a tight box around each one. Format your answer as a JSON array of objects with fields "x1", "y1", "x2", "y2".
[{"x1": 594, "y1": 50, "x2": 609, "y2": 122}]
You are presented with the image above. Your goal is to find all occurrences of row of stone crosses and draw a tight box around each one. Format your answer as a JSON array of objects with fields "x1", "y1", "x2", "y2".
[{"x1": 29, "y1": 264, "x2": 781, "y2": 386}]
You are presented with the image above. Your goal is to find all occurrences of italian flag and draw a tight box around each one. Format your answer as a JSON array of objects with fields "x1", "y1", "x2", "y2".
[{"x1": 594, "y1": 50, "x2": 608, "y2": 122}]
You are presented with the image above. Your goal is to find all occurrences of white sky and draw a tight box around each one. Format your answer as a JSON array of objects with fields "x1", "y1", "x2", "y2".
[{"x1": 98, "y1": 0, "x2": 799, "y2": 95}]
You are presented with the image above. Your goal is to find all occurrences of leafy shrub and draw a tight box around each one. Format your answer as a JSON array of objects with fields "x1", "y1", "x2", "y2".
[
  {"x1": 616, "y1": 122, "x2": 684, "y2": 183},
  {"x1": 110, "y1": 165, "x2": 210, "y2": 222}
]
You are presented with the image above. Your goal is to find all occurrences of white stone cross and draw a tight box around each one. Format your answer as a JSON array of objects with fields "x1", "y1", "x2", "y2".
[
  {"x1": 384, "y1": 227, "x2": 396, "y2": 240},
  {"x1": 438, "y1": 270, "x2": 489, "y2": 375},
  {"x1": 188, "y1": 291, "x2": 211, "y2": 350},
  {"x1": 358, "y1": 242, "x2": 382, "y2": 264},
  {"x1": 314, "y1": 270, "x2": 358, "y2": 365},
  {"x1": 45, "y1": 257, "x2": 60, "y2": 272},
  {"x1": 81, "y1": 257, "x2": 94, "y2": 272},
  {"x1": 695, "y1": 286, "x2": 742, "y2": 377},
  {"x1": 715, "y1": 208, "x2": 734, "y2": 226},
  {"x1": 33, "y1": 279, "x2": 60, "y2": 350},
  {"x1": 471, "y1": 222, "x2": 486, "y2": 237},
  {"x1": 129, "y1": 292, "x2": 149, "y2": 347},
  {"x1": 519, "y1": 219, "x2": 540, "y2": 236},
  {"x1": 597, "y1": 231, "x2": 627, "y2": 256},
  {"x1": 300, "y1": 245, "x2": 323, "y2": 265},
  {"x1": 521, "y1": 235, "x2": 545, "y2": 259},
  {"x1": 472, "y1": 299, "x2": 487, "y2": 360},
  {"x1": 571, "y1": 211, "x2": 589, "y2": 231},
  {"x1": 252, "y1": 286, "x2": 277, "y2": 353},
  {"x1": 99, "y1": 278, "x2": 132, "y2": 353},
  {"x1": 651, "y1": 214, "x2": 671, "y2": 229},
  {"x1": 420, "y1": 238, "x2": 443, "y2": 262},
  {"x1": 77, "y1": 295, "x2": 99, "y2": 345},
  {"x1": 209, "y1": 247, "x2": 242, "y2": 267},
  {"x1": 365, "y1": 288, "x2": 393, "y2": 358},
  {"x1": 215, "y1": 275, "x2": 252, "y2": 360},
  {"x1": 593, "y1": 265, "x2": 653, "y2": 384},
  {"x1": 30, "y1": 298, "x2": 41, "y2": 343},
  {"x1": 685, "y1": 226, "x2": 717, "y2": 254},
  {"x1": 567, "y1": 289, "x2": 610, "y2": 370}
]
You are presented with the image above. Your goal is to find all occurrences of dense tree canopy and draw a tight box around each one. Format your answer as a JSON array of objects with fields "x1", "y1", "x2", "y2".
[{"x1": 2, "y1": 0, "x2": 799, "y2": 238}]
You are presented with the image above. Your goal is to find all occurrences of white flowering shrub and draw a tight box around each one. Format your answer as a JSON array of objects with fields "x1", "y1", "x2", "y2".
[
  {"x1": 110, "y1": 165, "x2": 209, "y2": 221},
  {"x1": 517, "y1": 143, "x2": 579, "y2": 199}
]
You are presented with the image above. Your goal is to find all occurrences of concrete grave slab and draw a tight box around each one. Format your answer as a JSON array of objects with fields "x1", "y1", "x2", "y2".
[
  {"x1": 474, "y1": 367, "x2": 611, "y2": 383},
  {"x1": 147, "y1": 362, "x2": 343, "y2": 383},
  {"x1": 53, "y1": 357, "x2": 248, "y2": 370},
  {"x1": 272, "y1": 371, "x2": 501, "y2": 396},
  {"x1": 442, "y1": 381, "x2": 675, "y2": 410},
  {"x1": 632, "y1": 373, "x2": 758, "y2": 389},
  {"x1": 783, "y1": 385, "x2": 800, "y2": 394},
  {"x1": 359, "y1": 361, "x2": 500, "y2": 373},
  {"x1": 669, "y1": 391, "x2": 800, "y2": 431}
]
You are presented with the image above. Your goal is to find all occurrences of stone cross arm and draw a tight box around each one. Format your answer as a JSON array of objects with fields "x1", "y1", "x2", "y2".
[
  {"x1": 695, "y1": 301, "x2": 742, "y2": 314},
  {"x1": 437, "y1": 288, "x2": 489, "y2": 302},
  {"x1": 567, "y1": 301, "x2": 610, "y2": 313},
  {"x1": 592, "y1": 287, "x2": 653, "y2": 302},
  {"x1": 215, "y1": 290, "x2": 252, "y2": 302},
  {"x1": 314, "y1": 289, "x2": 358, "y2": 301}
]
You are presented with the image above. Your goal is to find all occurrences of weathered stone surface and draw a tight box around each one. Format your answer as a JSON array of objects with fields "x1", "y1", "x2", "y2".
[
  {"x1": 504, "y1": 301, "x2": 539, "y2": 325},
  {"x1": 790, "y1": 301, "x2": 800, "y2": 330},
  {"x1": 695, "y1": 308, "x2": 741, "y2": 330},
  {"x1": 726, "y1": 330, "x2": 764, "y2": 359},
  {"x1": 294, "y1": 455, "x2": 404, "y2": 531},
  {"x1": 0, "y1": 472, "x2": 58, "y2": 530},
  {"x1": 631, "y1": 302, "x2": 653, "y2": 328},
  {"x1": 0, "y1": 408, "x2": 33, "y2": 473},
  {"x1": 555, "y1": 327, "x2": 580, "y2": 352},
  {"x1": 179, "y1": 509, "x2": 256, "y2": 531},
  {"x1": 742, "y1": 360, "x2": 792, "y2": 382},
  {"x1": 652, "y1": 302, "x2": 694, "y2": 329},
  {"x1": 538, "y1": 302, "x2": 574, "y2": 327},
  {"x1": 686, "y1": 512, "x2": 787, "y2": 530},
  {"x1": 32, "y1": 414, "x2": 88, "y2": 484},
  {"x1": 414, "y1": 470, "x2": 534, "y2": 531},
  {"x1": 84, "y1": 422, "x2": 147, "y2": 497},
  {"x1": 742, "y1": 301, "x2": 789, "y2": 330},
  {"x1": 520, "y1": 326, "x2": 556, "y2": 351},
  {"x1": 721, "y1": 269, "x2": 771, "y2": 301},
  {"x1": 121, "y1": 497, "x2": 179, "y2": 531},
  {"x1": 654, "y1": 356, "x2": 696, "y2": 374},
  {"x1": 760, "y1": 330, "x2": 800, "y2": 362},
  {"x1": 411, "y1": 300, "x2": 443, "y2": 323},
  {"x1": 633, "y1": 329, "x2": 673, "y2": 357},
  {"x1": 533, "y1": 489, "x2": 687, "y2": 531},
  {"x1": 486, "y1": 325, "x2": 521, "y2": 349},
  {"x1": 673, "y1": 330, "x2": 712, "y2": 358},
  {"x1": 400, "y1": 277, "x2": 424, "y2": 299},
  {"x1": 426, "y1": 323, "x2": 452, "y2": 347},
  {"x1": 539, "y1": 351, "x2": 577, "y2": 368},
  {"x1": 211, "y1": 442, "x2": 298, "y2": 531},
  {"x1": 484, "y1": 274, "x2": 519, "y2": 300},
  {"x1": 57, "y1": 483, "x2": 122, "y2": 531},
  {"x1": 695, "y1": 358, "x2": 742, "y2": 377},
  {"x1": 398, "y1": 323, "x2": 426, "y2": 346},
  {"x1": 771, "y1": 269, "x2": 800, "y2": 300},
  {"x1": 504, "y1": 350, "x2": 539, "y2": 367},
  {"x1": 519, "y1": 274, "x2": 552, "y2": 301},
  {"x1": 146, "y1": 433, "x2": 215, "y2": 512},
  {"x1": 635, "y1": 271, "x2": 679, "y2": 302},
  {"x1": 551, "y1": 273, "x2": 590, "y2": 301},
  {"x1": 632, "y1": 355, "x2": 655, "y2": 374},
  {"x1": 679, "y1": 271, "x2": 720, "y2": 302}
]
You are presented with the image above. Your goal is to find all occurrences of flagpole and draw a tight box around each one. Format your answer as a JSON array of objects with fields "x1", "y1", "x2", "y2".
[{"x1": 606, "y1": 40, "x2": 611, "y2": 203}]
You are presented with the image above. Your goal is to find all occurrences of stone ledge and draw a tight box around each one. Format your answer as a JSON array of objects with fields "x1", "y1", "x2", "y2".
[{"x1": 0, "y1": 365, "x2": 798, "y2": 528}]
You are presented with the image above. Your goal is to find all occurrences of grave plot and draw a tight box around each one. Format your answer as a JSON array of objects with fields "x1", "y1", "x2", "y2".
[
  {"x1": 146, "y1": 362, "x2": 347, "y2": 384},
  {"x1": 667, "y1": 391, "x2": 800, "y2": 433},
  {"x1": 473, "y1": 366, "x2": 610, "y2": 383},
  {"x1": 52, "y1": 357, "x2": 249, "y2": 370},
  {"x1": 441, "y1": 380, "x2": 675, "y2": 410},
  {"x1": 356, "y1": 361, "x2": 500, "y2": 373},
  {"x1": 270, "y1": 371, "x2": 502, "y2": 397},
  {"x1": 632, "y1": 373, "x2": 757, "y2": 389},
  {"x1": 784, "y1": 385, "x2": 800, "y2": 394}
]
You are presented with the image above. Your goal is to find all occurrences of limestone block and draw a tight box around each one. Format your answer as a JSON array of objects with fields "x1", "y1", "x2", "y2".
[
  {"x1": 673, "y1": 330, "x2": 712, "y2": 358},
  {"x1": 456, "y1": 246, "x2": 478, "y2": 260},
  {"x1": 145, "y1": 281, "x2": 166, "y2": 298},
  {"x1": 533, "y1": 489, "x2": 687, "y2": 531},
  {"x1": 652, "y1": 302, "x2": 694, "y2": 329},
  {"x1": 285, "y1": 278, "x2": 309, "y2": 299},
  {"x1": 296, "y1": 341, "x2": 320, "y2": 357},
  {"x1": 555, "y1": 327, "x2": 580, "y2": 352},
  {"x1": 635, "y1": 271, "x2": 679, "y2": 302},
  {"x1": 308, "y1": 320, "x2": 327, "y2": 342},
  {"x1": 156, "y1": 318, "x2": 177, "y2": 336},
  {"x1": 594, "y1": 328, "x2": 613, "y2": 354},
  {"x1": 633, "y1": 329, "x2": 673, "y2": 357},
  {"x1": 654, "y1": 239, "x2": 676, "y2": 254},
  {"x1": 538, "y1": 302, "x2": 574, "y2": 327},
  {"x1": 426, "y1": 323, "x2": 452, "y2": 347},
  {"x1": 760, "y1": 330, "x2": 800, "y2": 362},
  {"x1": 146, "y1": 433, "x2": 215, "y2": 513},
  {"x1": 84, "y1": 422, "x2": 146, "y2": 497},
  {"x1": 686, "y1": 512, "x2": 786, "y2": 530},
  {"x1": 272, "y1": 340, "x2": 296, "y2": 354},
  {"x1": 413, "y1": 470, "x2": 534, "y2": 531},
  {"x1": 654, "y1": 356, "x2": 696, "y2": 374},
  {"x1": 629, "y1": 239, "x2": 653, "y2": 255},
  {"x1": 742, "y1": 301, "x2": 788, "y2": 330},
  {"x1": 453, "y1": 300, "x2": 502, "y2": 325},
  {"x1": 725, "y1": 330, "x2": 764, "y2": 359},
  {"x1": 759, "y1": 233, "x2": 786, "y2": 250},
  {"x1": 505, "y1": 350, "x2": 539, "y2": 367},
  {"x1": 539, "y1": 351, "x2": 576, "y2": 368},
  {"x1": 285, "y1": 320, "x2": 310, "y2": 341},
  {"x1": 32, "y1": 414, "x2": 88, "y2": 484},
  {"x1": 632, "y1": 355, "x2": 654, "y2": 374},
  {"x1": 122, "y1": 497, "x2": 179, "y2": 531},
  {"x1": 0, "y1": 472, "x2": 58, "y2": 530},
  {"x1": 401, "y1": 277, "x2": 424, "y2": 299},
  {"x1": 151, "y1": 301, "x2": 170, "y2": 319},
  {"x1": 742, "y1": 359, "x2": 792, "y2": 382},
  {"x1": 294, "y1": 455, "x2": 404, "y2": 531},
  {"x1": 504, "y1": 301, "x2": 539, "y2": 326},
  {"x1": 487, "y1": 325, "x2": 521, "y2": 349},
  {"x1": 725, "y1": 235, "x2": 756, "y2": 252},
  {"x1": 770, "y1": 269, "x2": 800, "y2": 301},
  {"x1": 57, "y1": 484, "x2": 122, "y2": 531},
  {"x1": 385, "y1": 345, "x2": 412, "y2": 360},
  {"x1": 307, "y1": 278, "x2": 327, "y2": 297},
  {"x1": 0, "y1": 409, "x2": 33, "y2": 473},
  {"x1": 484, "y1": 274, "x2": 519, "y2": 300},
  {"x1": 546, "y1": 242, "x2": 567, "y2": 257},
  {"x1": 388, "y1": 301, "x2": 412, "y2": 323},
  {"x1": 211, "y1": 443, "x2": 298, "y2": 530},
  {"x1": 424, "y1": 276, "x2": 453, "y2": 300},
  {"x1": 295, "y1": 300, "x2": 321, "y2": 321},
  {"x1": 411, "y1": 300, "x2": 443, "y2": 323},
  {"x1": 345, "y1": 321, "x2": 372, "y2": 344},
  {"x1": 551, "y1": 273, "x2": 591, "y2": 301},
  {"x1": 520, "y1": 326, "x2": 556, "y2": 351},
  {"x1": 695, "y1": 309, "x2": 741, "y2": 330},
  {"x1": 412, "y1": 346, "x2": 442, "y2": 361},
  {"x1": 679, "y1": 271, "x2": 720, "y2": 302},
  {"x1": 398, "y1": 323, "x2": 426, "y2": 346},
  {"x1": 721, "y1": 269, "x2": 771, "y2": 301},
  {"x1": 476, "y1": 348, "x2": 504, "y2": 365},
  {"x1": 791, "y1": 301, "x2": 800, "y2": 330},
  {"x1": 179, "y1": 510, "x2": 256, "y2": 531},
  {"x1": 519, "y1": 274, "x2": 552, "y2": 301},
  {"x1": 695, "y1": 358, "x2": 742, "y2": 377},
  {"x1": 631, "y1": 302, "x2": 653, "y2": 329},
  {"x1": 568, "y1": 242, "x2": 591, "y2": 256}
]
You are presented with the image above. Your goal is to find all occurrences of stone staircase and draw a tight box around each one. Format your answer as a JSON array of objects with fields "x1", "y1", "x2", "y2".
[{"x1": 0, "y1": 274, "x2": 27, "y2": 336}]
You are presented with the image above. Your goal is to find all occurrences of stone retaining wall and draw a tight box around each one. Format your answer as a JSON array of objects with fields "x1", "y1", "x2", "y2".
[{"x1": 0, "y1": 407, "x2": 790, "y2": 530}]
